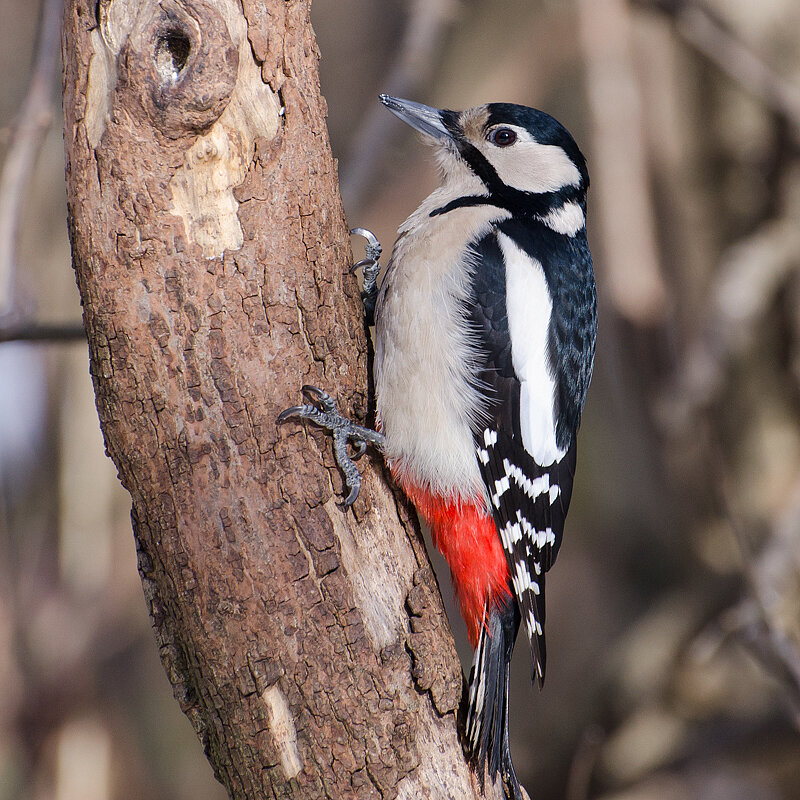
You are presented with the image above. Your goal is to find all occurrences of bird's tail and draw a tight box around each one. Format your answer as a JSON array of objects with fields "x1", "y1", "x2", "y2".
[{"x1": 465, "y1": 596, "x2": 525, "y2": 800}]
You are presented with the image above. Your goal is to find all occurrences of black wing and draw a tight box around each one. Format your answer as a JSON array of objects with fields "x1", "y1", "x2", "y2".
[{"x1": 467, "y1": 230, "x2": 578, "y2": 686}]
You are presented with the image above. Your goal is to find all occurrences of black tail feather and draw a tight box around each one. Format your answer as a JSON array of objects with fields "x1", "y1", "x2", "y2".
[{"x1": 465, "y1": 597, "x2": 525, "y2": 800}]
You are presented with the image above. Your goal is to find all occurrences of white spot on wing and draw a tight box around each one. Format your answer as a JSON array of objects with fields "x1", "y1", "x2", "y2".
[
  {"x1": 492, "y1": 475, "x2": 510, "y2": 507},
  {"x1": 500, "y1": 520, "x2": 523, "y2": 553},
  {"x1": 513, "y1": 560, "x2": 535, "y2": 594},
  {"x1": 530, "y1": 474, "x2": 549, "y2": 497},
  {"x1": 535, "y1": 528, "x2": 555, "y2": 549},
  {"x1": 502, "y1": 457, "x2": 552, "y2": 500},
  {"x1": 525, "y1": 609, "x2": 543, "y2": 638}
]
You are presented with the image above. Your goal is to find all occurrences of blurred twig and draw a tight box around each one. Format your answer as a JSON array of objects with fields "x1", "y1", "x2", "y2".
[
  {"x1": 0, "y1": 0, "x2": 64, "y2": 316},
  {"x1": 577, "y1": 0, "x2": 669, "y2": 325},
  {"x1": 566, "y1": 724, "x2": 605, "y2": 800},
  {"x1": 338, "y1": 0, "x2": 459, "y2": 211},
  {"x1": 637, "y1": 0, "x2": 800, "y2": 140},
  {"x1": 740, "y1": 475, "x2": 800, "y2": 720},
  {"x1": 0, "y1": 321, "x2": 85, "y2": 343},
  {"x1": 699, "y1": 473, "x2": 800, "y2": 729},
  {"x1": 660, "y1": 212, "x2": 800, "y2": 430},
  {"x1": 645, "y1": 0, "x2": 800, "y2": 740},
  {"x1": 662, "y1": 204, "x2": 800, "y2": 721}
]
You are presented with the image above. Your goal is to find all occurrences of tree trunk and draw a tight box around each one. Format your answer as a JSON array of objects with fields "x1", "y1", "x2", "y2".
[{"x1": 62, "y1": 0, "x2": 501, "y2": 798}]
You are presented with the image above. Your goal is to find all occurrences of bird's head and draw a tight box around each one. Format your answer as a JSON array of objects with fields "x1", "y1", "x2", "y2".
[{"x1": 380, "y1": 95, "x2": 588, "y2": 215}]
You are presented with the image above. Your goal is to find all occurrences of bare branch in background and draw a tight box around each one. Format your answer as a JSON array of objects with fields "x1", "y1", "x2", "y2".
[
  {"x1": 661, "y1": 211, "x2": 800, "y2": 430},
  {"x1": 339, "y1": 0, "x2": 459, "y2": 211},
  {"x1": 0, "y1": 0, "x2": 63, "y2": 316},
  {"x1": 565, "y1": 725, "x2": 605, "y2": 800},
  {"x1": 0, "y1": 321, "x2": 85, "y2": 343},
  {"x1": 661, "y1": 194, "x2": 800, "y2": 720},
  {"x1": 637, "y1": 0, "x2": 800, "y2": 139},
  {"x1": 749, "y1": 474, "x2": 800, "y2": 718},
  {"x1": 577, "y1": 0, "x2": 669, "y2": 325},
  {"x1": 697, "y1": 473, "x2": 800, "y2": 729}
]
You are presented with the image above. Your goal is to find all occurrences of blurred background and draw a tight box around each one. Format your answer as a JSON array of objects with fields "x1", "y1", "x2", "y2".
[{"x1": 2, "y1": 0, "x2": 800, "y2": 798}]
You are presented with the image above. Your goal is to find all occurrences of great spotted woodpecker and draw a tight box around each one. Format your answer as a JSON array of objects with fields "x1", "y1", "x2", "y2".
[{"x1": 280, "y1": 95, "x2": 596, "y2": 800}]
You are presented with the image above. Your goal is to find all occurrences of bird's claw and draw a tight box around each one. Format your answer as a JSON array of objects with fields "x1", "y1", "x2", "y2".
[
  {"x1": 350, "y1": 227, "x2": 382, "y2": 265},
  {"x1": 277, "y1": 385, "x2": 333, "y2": 424},
  {"x1": 350, "y1": 228, "x2": 382, "y2": 314},
  {"x1": 277, "y1": 385, "x2": 384, "y2": 508},
  {"x1": 279, "y1": 234, "x2": 385, "y2": 506}
]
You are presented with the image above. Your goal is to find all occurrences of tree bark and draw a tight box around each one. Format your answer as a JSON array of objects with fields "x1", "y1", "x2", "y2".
[{"x1": 62, "y1": 1, "x2": 502, "y2": 798}]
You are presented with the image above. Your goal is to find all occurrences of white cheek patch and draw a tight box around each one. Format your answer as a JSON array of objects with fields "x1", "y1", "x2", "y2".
[{"x1": 478, "y1": 126, "x2": 582, "y2": 194}]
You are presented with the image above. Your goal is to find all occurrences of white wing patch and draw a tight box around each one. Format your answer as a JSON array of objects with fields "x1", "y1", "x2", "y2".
[{"x1": 497, "y1": 232, "x2": 566, "y2": 466}]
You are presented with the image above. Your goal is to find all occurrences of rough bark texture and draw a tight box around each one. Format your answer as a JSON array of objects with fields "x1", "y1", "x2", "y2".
[{"x1": 62, "y1": 1, "x2": 503, "y2": 798}]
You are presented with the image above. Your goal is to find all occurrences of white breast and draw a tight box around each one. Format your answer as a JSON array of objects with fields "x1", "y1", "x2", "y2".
[
  {"x1": 375, "y1": 186, "x2": 509, "y2": 500},
  {"x1": 498, "y1": 232, "x2": 565, "y2": 466}
]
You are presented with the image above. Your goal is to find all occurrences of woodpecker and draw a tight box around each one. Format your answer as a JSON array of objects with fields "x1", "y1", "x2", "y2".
[{"x1": 280, "y1": 95, "x2": 596, "y2": 800}]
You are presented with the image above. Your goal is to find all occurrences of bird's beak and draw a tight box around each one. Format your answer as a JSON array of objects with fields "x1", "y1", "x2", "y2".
[{"x1": 380, "y1": 95, "x2": 452, "y2": 142}]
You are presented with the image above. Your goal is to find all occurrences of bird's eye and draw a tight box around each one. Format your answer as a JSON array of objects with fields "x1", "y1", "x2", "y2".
[{"x1": 489, "y1": 127, "x2": 517, "y2": 147}]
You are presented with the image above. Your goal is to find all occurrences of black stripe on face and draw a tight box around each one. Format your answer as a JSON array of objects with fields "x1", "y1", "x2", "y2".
[
  {"x1": 458, "y1": 140, "x2": 505, "y2": 192},
  {"x1": 439, "y1": 109, "x2": 462, "y2": 138},
  {"x1": 439, "y1": 109, "x2": 506, "y2": 193}
]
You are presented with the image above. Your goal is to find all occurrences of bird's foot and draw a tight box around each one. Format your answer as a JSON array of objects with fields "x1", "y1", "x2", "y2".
[
  {"x1": 278, "y1": 385, "x2": 384, "y2": 507},
  {"x1": 350, "y1": 228, "x2": 382, "y2": 324}
]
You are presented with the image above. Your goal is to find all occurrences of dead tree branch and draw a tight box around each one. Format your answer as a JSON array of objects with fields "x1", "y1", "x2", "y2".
[
  {"x1": 339, "y1": 0, "x2": 459, "y2": 210},
  {"x1": 0, "y1": 320, "x2": 85, "y2": 343},
  {"x1": 0, "y1": 0, "x2": 63, "y2": 315},
  {"x1": 577, "y1": 0, "x2": 669, "y2": 325},
  {"x1": 637, "y1": 0, "x2": 800, "y2": 139}
]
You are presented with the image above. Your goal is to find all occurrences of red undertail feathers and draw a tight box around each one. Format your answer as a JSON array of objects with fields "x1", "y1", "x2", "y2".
[{"x1": 398, "y1": 478, "x2": 510, "y2": 646}]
